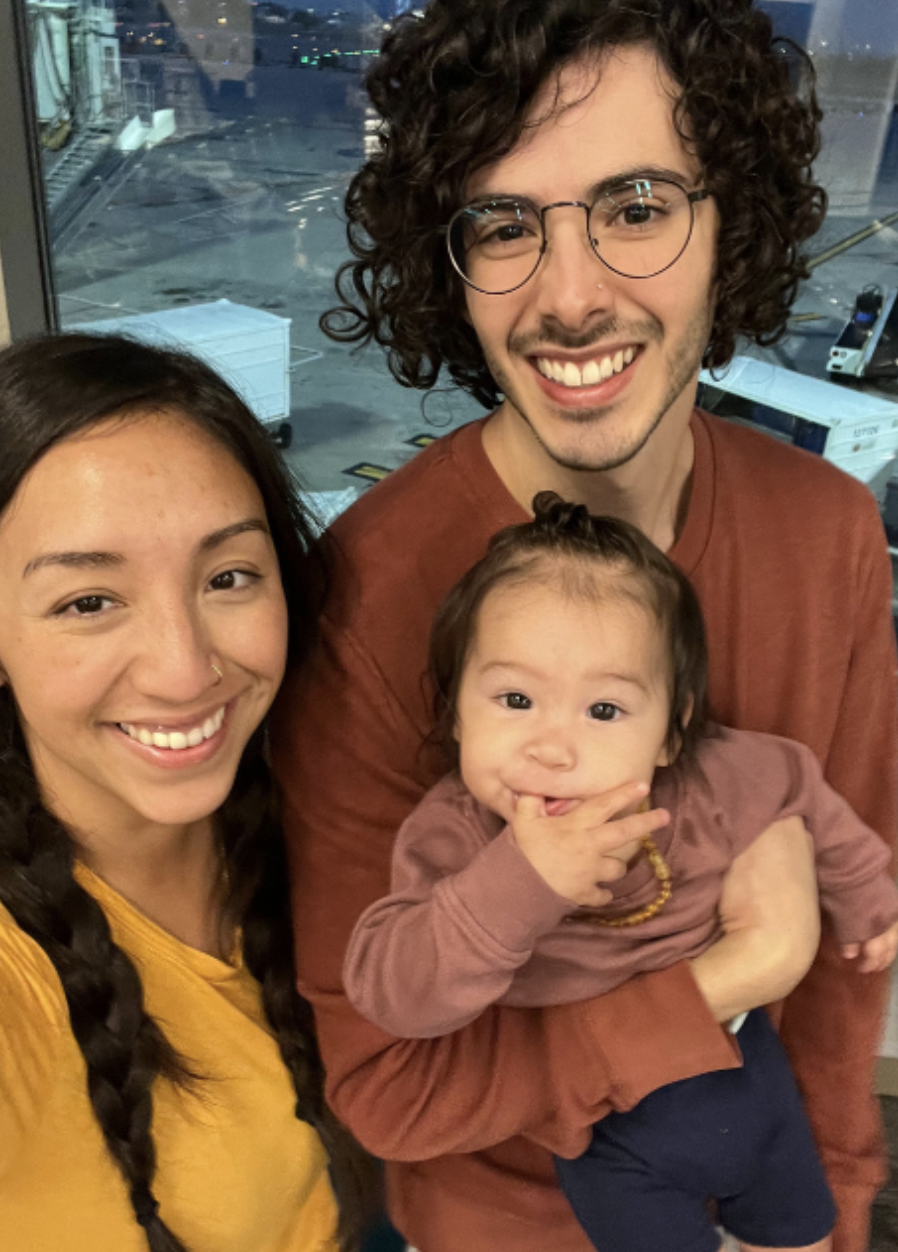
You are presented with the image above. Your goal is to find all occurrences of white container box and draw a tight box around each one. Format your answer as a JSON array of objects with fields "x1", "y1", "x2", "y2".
[
  {"x1": 699, "y1": 355, "x2": 898, "y2": 502},
  {"x1": 80, "y1": 299, "x2": 291, "y2": 422}
]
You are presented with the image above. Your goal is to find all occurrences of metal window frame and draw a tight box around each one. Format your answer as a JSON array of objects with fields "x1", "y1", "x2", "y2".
[{"x1": 0, "y1": 0, "x2": 57, "y2": 337}]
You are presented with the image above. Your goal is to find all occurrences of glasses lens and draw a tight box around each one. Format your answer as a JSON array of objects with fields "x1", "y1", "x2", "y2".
[
  {"x1": 448, "y1": 199, "x2": 543, "y2": 293},
  {"x1": 589, "y1": 180, "x2": 694, "y2": 278}
]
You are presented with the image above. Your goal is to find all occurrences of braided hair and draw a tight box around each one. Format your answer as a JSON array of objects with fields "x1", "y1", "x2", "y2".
[
  {"x1": 429, "y1": 491, "x2": 709, "y2": 765},
  {"x1": 0, "y1": 334, "x2": 379, "y2": 1251}
]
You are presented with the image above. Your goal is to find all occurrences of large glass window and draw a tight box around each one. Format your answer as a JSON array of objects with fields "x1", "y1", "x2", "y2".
[
  {"x1": 13, "y1": 0, "x2": 898, "y2": 518},
  {"x1": 697, "y1": 1, "x2": 898, "y2": 534},
  {"x1": 22, "y1": 0, "x2": 478, "y2": 506}
]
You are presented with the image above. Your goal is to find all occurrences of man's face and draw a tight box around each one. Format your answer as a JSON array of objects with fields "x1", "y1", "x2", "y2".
[{"x1": 463, "y1": 44, "x2": 719, "y2": 474}]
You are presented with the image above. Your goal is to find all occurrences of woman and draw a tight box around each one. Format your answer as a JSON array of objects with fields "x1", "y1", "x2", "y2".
[{"x1": 0, "y1": 334, "x2": 377, "y2": 1252}]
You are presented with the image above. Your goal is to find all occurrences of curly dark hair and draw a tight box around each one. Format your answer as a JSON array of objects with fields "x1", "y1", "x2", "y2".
[
  {"x1": 0, "y1": 334, "x2": 379, "y2": 1252},
  {"x1": 322, "y1": 0, "x2": 826, "y2": 408},
  {"x1": 430, "y1": 491, "x2": 709, "y2": 766}
]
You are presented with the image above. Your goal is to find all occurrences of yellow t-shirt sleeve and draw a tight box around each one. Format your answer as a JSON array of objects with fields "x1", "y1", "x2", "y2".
[{"x1": 0, "y1": 917, "x2": 66, "y2": 1178}]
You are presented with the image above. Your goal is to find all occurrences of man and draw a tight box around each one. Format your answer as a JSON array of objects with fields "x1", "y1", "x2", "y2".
[{"x1": 272, "y1": 3, "x2": 897, "y2": 1250}]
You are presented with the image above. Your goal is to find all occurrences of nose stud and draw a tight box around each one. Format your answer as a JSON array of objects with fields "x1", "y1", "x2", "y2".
[{"x1": 211, "y1": 663, "x2": 223, "y2": 686}]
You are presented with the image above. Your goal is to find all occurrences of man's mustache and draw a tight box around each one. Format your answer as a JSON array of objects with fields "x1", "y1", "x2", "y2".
[{"x1": 509, "y1": 315, "x2": 662, "y2": 355}]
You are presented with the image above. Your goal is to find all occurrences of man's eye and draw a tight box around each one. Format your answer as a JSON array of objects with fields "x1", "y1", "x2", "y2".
[
  {"x1": 501, "y1": 692, "x2": 531, "y2": 710},
  {"x1": 56, "y1": 594, "x2": 113, "y2": 617},
  {"x1": 588, "y1": 702, "x2": 620, "y2": 721},
  {"x1": 621, "y1": 202, "x2": 655, "y2": 226},
  {"x1": 209, "y1": 569, "x2": 258, "y2": 592}
]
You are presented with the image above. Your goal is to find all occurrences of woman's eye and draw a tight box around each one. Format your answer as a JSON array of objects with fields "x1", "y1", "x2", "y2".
[
  {"x1": 501, "y1": 692, "x2": 531, "y2": 710},
  {"x1": 209, "y1": 569, "x2": 259, "y2": 592},
  {"x1": 56, "y1": 594, "x2": 114, "y2": 618},
  {"x1": 588, "y1": 702, "x2": 620, "y2": 721}
]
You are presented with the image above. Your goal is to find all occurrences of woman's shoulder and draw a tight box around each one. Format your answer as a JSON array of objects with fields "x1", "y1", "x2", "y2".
[
  {"x1": 0, "y1": 901, "x2": 70, "y2": 1176},
  {"x1": 0, "y1": 900, "x2": 69, "y2": 1028}
]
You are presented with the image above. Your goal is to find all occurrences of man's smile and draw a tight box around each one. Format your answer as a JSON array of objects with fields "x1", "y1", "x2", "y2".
[{"x1": 534, "y1": 346, "x2": 638, "y2": 388}]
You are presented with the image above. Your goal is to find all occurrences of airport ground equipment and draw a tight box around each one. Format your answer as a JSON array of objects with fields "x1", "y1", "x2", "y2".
[
  {"x1": 827, "y1": 287, "x2": 898, "y2": 381},
  {"x1": 698, "y1": 355, "x2": 898, "y2": 503},
  {"x1": 81, "y1": 300, "x2": 293, "y2": 445}
]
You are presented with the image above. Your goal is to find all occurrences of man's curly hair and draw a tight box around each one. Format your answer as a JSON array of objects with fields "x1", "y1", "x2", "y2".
[{"x1": 322, "y1": 0, "x2": 826, "y2": 410}]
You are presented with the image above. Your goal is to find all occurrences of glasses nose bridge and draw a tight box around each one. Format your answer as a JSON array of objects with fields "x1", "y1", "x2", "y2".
[{"x1": 539, "y1": 199, "x2": 594, "y2": 253}]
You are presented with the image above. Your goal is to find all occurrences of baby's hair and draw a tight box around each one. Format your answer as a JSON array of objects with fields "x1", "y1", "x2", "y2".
[{"x1": 429, "y1": 491, "x2": 709, "y2": 764}]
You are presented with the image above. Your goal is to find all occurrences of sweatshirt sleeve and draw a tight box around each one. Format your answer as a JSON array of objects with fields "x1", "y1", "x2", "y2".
[
  {"x1": 776, "y1": 497, "x2": 898, "y2": 1252},
  {"x1": 343, "y1": 789, "x2": 572, "y2": 1037},
  {"x1": 711, "y1": 730, "x2": 898, "y2": 945},
  {"x1": 795, "y1": 746, "x2": 898, "y2": 944},
  {"x1": 272, "y1": 618, "x2": 739, "y2": 1163}
]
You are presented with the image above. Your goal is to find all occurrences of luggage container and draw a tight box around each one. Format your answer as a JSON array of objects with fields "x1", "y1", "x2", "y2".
[
  {"x1": 80, "y1": 299, "x2": 293, "y2": 444},
  {"x1": 698, "y1": 355, "x2": 898, "y2": 502}
]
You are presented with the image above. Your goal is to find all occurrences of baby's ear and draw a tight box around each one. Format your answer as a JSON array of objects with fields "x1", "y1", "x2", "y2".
[{"x1": 657, "y1": 696, "x2": 694, "y2": 767}]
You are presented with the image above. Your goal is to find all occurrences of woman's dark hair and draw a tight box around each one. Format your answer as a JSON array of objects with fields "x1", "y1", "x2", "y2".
[
  {"x1": 322, "y1": 0, "x2": 826, "y2": 408},
  {"x1": 0, "y1": 333, "x2": 378, "y2": 1251},
  {"x1": 430, "y1": 492, "x2": 708, "y2": 764}
]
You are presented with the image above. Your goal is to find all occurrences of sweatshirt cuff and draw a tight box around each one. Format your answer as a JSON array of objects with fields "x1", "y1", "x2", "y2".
[
  {"x1": 440, "y1": 826, "x2": 573, "y2": 954},
  {"x1": 576, "y1": 961, "x2": 742, "y2": 1114},
  {"x1": 827, "y1": 881, "x2": 898, "y2": 946}
]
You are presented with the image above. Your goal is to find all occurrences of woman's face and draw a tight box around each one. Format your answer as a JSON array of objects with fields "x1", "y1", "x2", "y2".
[{"x1": 0, "y1": 411, "x2": 289, "y2": 841}]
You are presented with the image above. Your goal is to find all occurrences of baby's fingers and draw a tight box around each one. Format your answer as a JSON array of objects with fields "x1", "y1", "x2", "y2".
[
  {"x1": 847, "y1": 924, "x2": 898, "y2": 973},
  {"x1": 599, "y1": 803, "x2": 671, "y2": 851}
]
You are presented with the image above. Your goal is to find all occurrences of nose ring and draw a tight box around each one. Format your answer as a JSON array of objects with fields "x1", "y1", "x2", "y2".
[{"x1": 211, "y1": 663, "x2": 223, "y2": 686}]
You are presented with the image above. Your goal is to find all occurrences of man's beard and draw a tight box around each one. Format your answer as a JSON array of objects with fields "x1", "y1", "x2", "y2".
[{"x1": 485, "y1": 306, "x2": 713, "y2": 474}]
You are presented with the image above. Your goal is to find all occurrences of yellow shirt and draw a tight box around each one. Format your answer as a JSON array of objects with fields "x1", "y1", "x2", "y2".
[{"x1": 0, "y1": 863, "x2": 338, "y2": 1252}]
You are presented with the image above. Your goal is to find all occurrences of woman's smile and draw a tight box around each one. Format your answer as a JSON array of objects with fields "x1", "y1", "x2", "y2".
[{"x1": 0, "y1": 411, "x2": 289, "y2": 839}]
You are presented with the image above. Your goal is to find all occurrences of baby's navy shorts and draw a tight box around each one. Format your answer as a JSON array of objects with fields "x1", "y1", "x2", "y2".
[{"x1": 554, "y1": 1008, "x2": 836, "y2": 1252}]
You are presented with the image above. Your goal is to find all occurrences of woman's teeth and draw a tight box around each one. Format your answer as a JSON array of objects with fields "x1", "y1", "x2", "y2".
[
  {"x1": 119, "y1": 706, "x2": 225, "y2": 751},
  {"x1": 536, "y1": 346, "x2": 635, "y2": 388}
]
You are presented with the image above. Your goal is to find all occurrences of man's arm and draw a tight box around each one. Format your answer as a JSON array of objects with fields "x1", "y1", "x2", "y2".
[
  {"x1": 273, "y1": 619, "x2": 816, "y2": 1161},
  {"x1": 691, "y1": 815, "x2": 822, "y2": 1022},
  {"x1": 777, "y1": 504, "x2": 898, "y2": 1252}
]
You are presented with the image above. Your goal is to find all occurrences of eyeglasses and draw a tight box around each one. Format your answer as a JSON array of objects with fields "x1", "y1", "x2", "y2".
[{"x1": 446, "y1": 178, "x2": 710, "y2": 295}]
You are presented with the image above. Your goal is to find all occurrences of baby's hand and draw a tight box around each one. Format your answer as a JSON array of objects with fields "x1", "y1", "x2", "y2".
[
  {"x1": 511, "y1": 782, "x2": 669, "y2": 908},
  {"x1": 842, "y1": 922, "x2": 898, "y2": 973}
]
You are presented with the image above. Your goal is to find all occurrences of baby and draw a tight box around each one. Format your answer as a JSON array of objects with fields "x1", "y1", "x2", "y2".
[{"x1": 344, "y1": 492, "x2": 898, "y2": 1252}]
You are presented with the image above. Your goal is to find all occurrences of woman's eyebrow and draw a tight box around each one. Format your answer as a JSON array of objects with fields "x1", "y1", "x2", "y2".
[
  {"x1": 198, "y1": 518, "x2": 271, "y2": 553},
  {"x1": 23, "y1": 519, "x2": 270, "y2": 578},
  {"x1": 23, "y1": 550, "x2": 123, "y2": 578}
]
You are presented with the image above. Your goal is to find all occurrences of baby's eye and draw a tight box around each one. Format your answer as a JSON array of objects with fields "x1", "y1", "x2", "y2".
[
  {"x1": 500, "y1": 692, "x2": 531, "y2": 710},
  {"x1": 588, "y1": 702, "x2": 621, "y2": 721},
  {"x1": 209, "y1": 569, "x2": 259, "y2": 592},
  {"x1": 56, "y1": 594, "x2": 115, "y2": 617}
]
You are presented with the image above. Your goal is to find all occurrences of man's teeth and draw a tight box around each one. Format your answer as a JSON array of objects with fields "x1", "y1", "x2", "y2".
[
  {"x1": 119, "y1": 706, "x2": 225, "y2": 751},
  {"x1": 537, "y1": 346, "x2": 635, "y2": 387}
]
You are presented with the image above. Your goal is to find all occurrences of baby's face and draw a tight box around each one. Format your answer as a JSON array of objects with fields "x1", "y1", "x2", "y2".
[{"x1": 454, "y1": 573, "x2": 673, "y2": 825}]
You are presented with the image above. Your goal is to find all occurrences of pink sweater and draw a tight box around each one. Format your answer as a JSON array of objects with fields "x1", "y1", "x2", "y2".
[{"x1": 345, "y1": 728, "x2": 898, "y2": 1038}]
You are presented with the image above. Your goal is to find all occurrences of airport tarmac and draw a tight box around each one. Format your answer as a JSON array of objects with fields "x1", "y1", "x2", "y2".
[{"x1": 48, "y1": 66, "x2": 898, "y2": 509}]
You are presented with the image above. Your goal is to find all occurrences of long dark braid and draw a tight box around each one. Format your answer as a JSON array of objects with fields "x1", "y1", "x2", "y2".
[
  {"x1": 222, "y1": 732, "x2": 381, "y2": 1252},
  {"x1": 0, "y1": 333, "x2": 380, "y2": 1250}
]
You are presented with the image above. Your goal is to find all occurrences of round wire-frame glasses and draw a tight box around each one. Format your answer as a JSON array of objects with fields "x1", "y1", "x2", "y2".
[{"x1": 446, "y1": 179, "x2": 710, "y2": 296}]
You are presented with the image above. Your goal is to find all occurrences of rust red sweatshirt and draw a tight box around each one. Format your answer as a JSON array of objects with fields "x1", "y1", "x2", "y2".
[{"x1": 272, "y1": 411, "x2": 898, "y2": 1252}]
